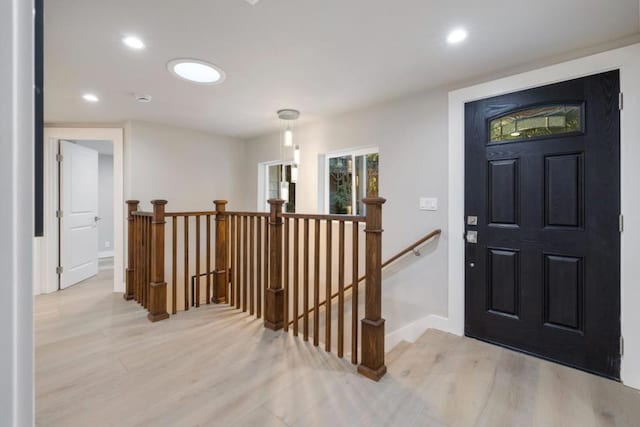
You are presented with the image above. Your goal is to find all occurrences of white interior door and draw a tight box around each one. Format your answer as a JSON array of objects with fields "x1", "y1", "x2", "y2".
[{"x1": 60, "y1": 141, "x2": 99, "y2": 289}]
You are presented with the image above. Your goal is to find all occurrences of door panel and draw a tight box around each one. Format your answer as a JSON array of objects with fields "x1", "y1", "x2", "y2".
[
  {"x1": 60, "y1": 141, "x2": 99, "y2": 289},
  {"x1": 464, "y1": 71, "x2": 620, "y2": 380}
]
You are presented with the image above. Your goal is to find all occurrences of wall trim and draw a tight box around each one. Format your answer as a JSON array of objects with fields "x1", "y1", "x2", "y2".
[
  {"x1": 39, "y1": 128, "x2": 125, "y2": 295},
  {"x1": 448, "y1": 43, "x2": 640, "y2": 389},
  {"x1": 386, "y1": 315, "x2": 454, "y2": 351}
]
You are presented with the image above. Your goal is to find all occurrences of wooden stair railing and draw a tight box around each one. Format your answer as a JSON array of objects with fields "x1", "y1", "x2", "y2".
[
  {"x1": 289, "y1": 228, "x2": 442, "y2": 325},
  {"x1": 125, "y1": 197, "x2": 389, "y2": 381}
]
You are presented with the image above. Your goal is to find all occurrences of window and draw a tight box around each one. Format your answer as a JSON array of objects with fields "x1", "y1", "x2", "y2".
[
  {"x1": 326, "y1": 149, "x2": 378, "y2": 215},
  {"x1": 489, "y1": 104, "x2": 583, "y2": 144},
  {"x1": 264, "y1": 162, "x2": 296, "y2": 213}
]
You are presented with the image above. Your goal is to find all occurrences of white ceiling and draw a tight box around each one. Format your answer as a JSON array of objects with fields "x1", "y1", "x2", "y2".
[{"x1": 45, "y1": 0, "x2": 640, "y2": 138}]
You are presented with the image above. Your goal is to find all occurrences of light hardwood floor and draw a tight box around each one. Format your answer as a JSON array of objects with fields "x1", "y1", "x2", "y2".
[{"x1": 35, "y1": 268, "x2": 640, "y2": 427}]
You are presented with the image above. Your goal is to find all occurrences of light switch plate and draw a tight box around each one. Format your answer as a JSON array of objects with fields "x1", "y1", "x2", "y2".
[{"x1": 419, "y1": 197, "x2": 438, "y2": 211}]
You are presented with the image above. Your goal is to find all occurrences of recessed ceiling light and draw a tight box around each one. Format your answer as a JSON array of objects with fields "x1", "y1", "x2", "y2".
[
  {"x1": 167, "y1": 59, "x2": 225, "y2": 85},
  {"x1": 82, "y1": 93, "x2": 99, "y2": 102},
  {"x1": 123, "y1": 36, "x2": 145, "y2": 50},
  {"x1": 447, "y1": 28, "x2": 468, "y2": 44}
]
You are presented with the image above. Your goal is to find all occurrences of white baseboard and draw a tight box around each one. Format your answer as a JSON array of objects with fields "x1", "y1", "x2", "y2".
[
  {"x1": 385, "y1": 314, "x2": 460, "y2": 351},
  {"x1": 98, "y1": 251, "x2": 114, "y2": 259}
]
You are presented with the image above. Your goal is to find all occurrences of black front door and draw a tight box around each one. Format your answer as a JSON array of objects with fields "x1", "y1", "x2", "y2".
[{"x1": 464, "y1": 71, "x2": 621, "y2": 379}]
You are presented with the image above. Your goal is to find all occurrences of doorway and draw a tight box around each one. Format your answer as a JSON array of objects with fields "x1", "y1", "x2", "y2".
[
  {"x1": 464, "y1": 71, "x2": 621, "y2": 379},
  {"x1": 38, "y1": 127, "x2": 124, "y2": 295},
  {"x1": 57, "y1": 140, "x2": 114, "y2": 289}
]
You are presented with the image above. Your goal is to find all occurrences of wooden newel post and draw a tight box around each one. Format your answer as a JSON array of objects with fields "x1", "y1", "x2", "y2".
[
  {"x1": 125, "y1": 200, "x2": 139, "y2": 301},
  {"x1": 148, "y1": 200, "x2": 169, "y2": 322},
  {"x1": 264, "y1": 199, "x2": 285, "y2": 330},
  {"x1": 213, "y1": 200, "x2": 228, "y2": 304},
  {"x1": 358, "y1": 197, "x2": 387, "y2": 381}
]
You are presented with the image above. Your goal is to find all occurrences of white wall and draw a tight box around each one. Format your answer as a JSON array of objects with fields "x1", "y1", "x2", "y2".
[
  {"x1": 244, "y1": 89, "x2": 450, "y2": 334},
  {"x1": 126, "y1": 121, "x2": 247, "y2": 212},
  {"x1": 0, "y1": 0, "x2": 34, "y2": 424},
  {"x1": 98, "y1": 154, "x2": 114, "y2": 257}
]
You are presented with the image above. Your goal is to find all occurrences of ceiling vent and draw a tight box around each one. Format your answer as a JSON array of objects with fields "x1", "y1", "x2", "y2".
[{"x1": 135, "y1": 94, "x2": 152, "y2": 103}]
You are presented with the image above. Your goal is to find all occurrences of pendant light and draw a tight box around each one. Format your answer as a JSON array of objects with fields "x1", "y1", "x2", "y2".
[
  {"x1": 277, "y1": 109, "x2": 301, "y2": 192},
  {"x1": 278, "y1": 109, "x2": 299, "y2": 147}
]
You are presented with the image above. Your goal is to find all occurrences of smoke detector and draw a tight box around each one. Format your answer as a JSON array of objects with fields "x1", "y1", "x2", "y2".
[{"x1": 135, "y1": 94, "x2": 152, "y2": 103}]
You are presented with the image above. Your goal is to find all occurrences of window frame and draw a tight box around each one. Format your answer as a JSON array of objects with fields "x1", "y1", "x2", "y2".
[{"x1": 323, "y1": 147, "x2": 379, "y2": 215}]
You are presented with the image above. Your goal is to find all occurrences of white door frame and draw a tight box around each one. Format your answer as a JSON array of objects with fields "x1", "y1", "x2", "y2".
[
  {"x1": 448, "y1": 43, "x2": 640, "y2": 389},
  {"x1": 257, "y1": 159, "x2": 294, "y2": 212},
  {"x1": 37, "y1": 127, "x2": 125, "y2": 294}
]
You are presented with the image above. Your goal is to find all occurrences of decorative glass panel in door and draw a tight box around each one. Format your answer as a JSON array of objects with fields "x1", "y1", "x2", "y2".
[{"x1": 489, "y1": 104, "x2": 583, "y2": 143}]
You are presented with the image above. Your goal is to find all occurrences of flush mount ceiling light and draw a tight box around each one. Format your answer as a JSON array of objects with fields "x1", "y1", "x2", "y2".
[
  {"x1": 122, "y1": 36, "x2": 145, "y2": 50},
  {"x1": 447, "y1": 28, "x2": 468, "y2": 44},
  {"x1": 82, "y1": 93, "x2": 99, "y2": 102},
  {"x1": 167, "y1": 59, "x2": 225, "y2": 85}
]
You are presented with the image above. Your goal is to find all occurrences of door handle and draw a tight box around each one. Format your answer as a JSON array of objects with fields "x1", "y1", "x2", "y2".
[
  {"x1": 94, "y1": 216, "x2": 102, "y2": 222},
  {"x1": 466, "y1": 230, "x2": 478, "y2": 244}
]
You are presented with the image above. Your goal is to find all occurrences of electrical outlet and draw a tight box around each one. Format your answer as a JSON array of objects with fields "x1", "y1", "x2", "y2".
[
  {"x1": 105, "y1": 241, "x2": 111, "y2": 248},
  {"x1": 419, "y1": 197, "x2": 438, "y2": 211}
]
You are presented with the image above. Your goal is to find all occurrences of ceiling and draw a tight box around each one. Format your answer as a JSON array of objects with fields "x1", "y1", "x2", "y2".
[{"x1": 45, "y1": 0, "x2": 640, "y2": 139}]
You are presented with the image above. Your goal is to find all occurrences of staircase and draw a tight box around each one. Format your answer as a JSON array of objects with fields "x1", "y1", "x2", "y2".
[{"x1": 124, "y1": 196, "x2": 440, "y2": 381}]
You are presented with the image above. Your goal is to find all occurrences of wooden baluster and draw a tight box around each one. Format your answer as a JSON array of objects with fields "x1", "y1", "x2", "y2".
[
  {"x1": 264, "y1": 199, "x2": 284, "y2": 330},
  {"x1": 213, "y1": 201, "x2": 228, "y2": 304},
  {"x1": 242, "y1": 216, "x2": 248, "y2": 312},
  {"x1": 229, "y1": 216, "x2": 236, "y2": 306},
  {"x1": 358, "y1": 198, "x2": 386, "y2": 381},
  {"x1": 125, "y1": 201, "x2": 139, "y2": 301},
  {"x1": 313, "y1": 219, "x2": 320, "y2": 346},
  {"x1": 148, "y1": 200, "x2": 169, "y2": 322},
  {"x1": 231, "y1": 215, "x2": 237, "y2": 307},
  {"x1": 133, "y1": 215, "x2": 139, "y2": 302},
  {"x1": 352, "y1": 220, "x2": 359, "y2": 364},
  {"x1": 184, "y1": 215, "x2": 189, "y2": 311},
  {"x1": 196, "y1": 215, "x2": 201, "y2": 307},
  {"x1": 206, "y1": 214, "x2": 211, "y2": 304},
  {"x1": 338, "y1": 220, "x2": 345, "y2": 358},
  {"x1": 139, "y1": 216, "x2": 144, "y2": 306},
  {"x1": 256, "y1": 215, "x2": 262, "y2": 318},
  {"x1": 138, "y1": 215, "x2": 143, "y2": 304},
  {"x1": 263, "y1": 217, "x2": 269, "y2": 315},
  {"x1": 148, "y1": 217, "x2": 152, "y2": 309},
  {"x1": 303, "y1": 218, "x2": 310, "y2": 341},
  {"x1": 145, "y1": 217, "x2": 149, "y2": 306},
  {"x1": 325, "y1": 219, "x2": 332, "y2": 352},
  {"x1": 249, "y1": 216, "x2": 255, "y2": 315},
  {"x1": 283, "y1": 217, "x2": 289, "y2": 332},
  {"x1": 236, "y1": 215, "x2": 241, "y2": 309},
  {"x1": 293, "y1": 218, "x2": 299, "y2": 337},
  {"x1": 172, "y1": 217, "x2": 177, "y2": 314}
]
